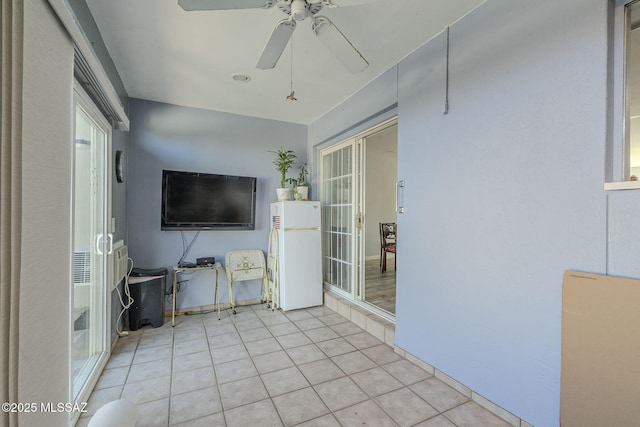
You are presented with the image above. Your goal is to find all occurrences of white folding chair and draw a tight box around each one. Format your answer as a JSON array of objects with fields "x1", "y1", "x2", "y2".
[{"x1": 225, "y1": 250, "x2": 269, "y2": 314}]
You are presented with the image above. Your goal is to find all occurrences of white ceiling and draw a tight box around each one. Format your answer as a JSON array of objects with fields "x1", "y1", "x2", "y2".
[{"x1": 86, "y1": 0, "x2": 485, "y2": 125}]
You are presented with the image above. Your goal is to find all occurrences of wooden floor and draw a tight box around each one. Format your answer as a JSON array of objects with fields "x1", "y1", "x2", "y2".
[{"x1": 364, "y1": 257, "x2": 396, "y2": 314}]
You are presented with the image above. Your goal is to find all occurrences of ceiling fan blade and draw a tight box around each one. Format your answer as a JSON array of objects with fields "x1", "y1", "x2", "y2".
[
  {"x1": 178, "y1": 0, "x2": 275, "y2": 11},
  {"x1": 320, "y1": 0, "x2": 382, "y2": 7},
  {"x1": 256, "y1": 18, "x2": 296, "y2": 70},
  {"x1": 312, "y1": 16, "x2": 368, "y2": 73}
]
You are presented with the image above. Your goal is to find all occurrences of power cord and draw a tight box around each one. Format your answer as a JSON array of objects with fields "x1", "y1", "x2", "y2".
[{"x1": 115, "y1": 257, "x2": 135, "y2": 337}]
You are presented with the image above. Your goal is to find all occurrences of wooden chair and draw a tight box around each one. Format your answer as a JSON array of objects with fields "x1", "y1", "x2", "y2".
[
  {"x1": 379, "y1": 222, "x2": 396, "y2": 273},
  {"x1": 225, "y1": 250, "x2": 269, "y2": 314}
]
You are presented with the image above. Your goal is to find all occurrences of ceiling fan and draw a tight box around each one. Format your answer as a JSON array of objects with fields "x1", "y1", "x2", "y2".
[{"x1": 178, "y1": 0, "x2": 371, "y2": 73}]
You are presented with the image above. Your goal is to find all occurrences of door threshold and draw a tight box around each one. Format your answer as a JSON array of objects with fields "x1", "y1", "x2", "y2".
[{"x1": 323, "y1": 290, "x2": 395, "y2": 346}]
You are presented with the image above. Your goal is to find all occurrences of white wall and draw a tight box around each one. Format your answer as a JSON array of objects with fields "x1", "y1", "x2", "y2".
[
  {"x1": 310, "y1": 1, "x2": 610, "y2": 425},
  {"x1": 364, "y1": 126, "x2": 397, "y2": 258},
  {"x1": 127, "y1": 99, "x2": 307, "y2": 310}
]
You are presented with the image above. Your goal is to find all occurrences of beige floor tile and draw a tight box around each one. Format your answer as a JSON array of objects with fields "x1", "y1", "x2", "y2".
[
  {"x1": 413, "y1": 415, "x2": 458, "y2": 427},
  {"x1": 234, "y1": 318, "x2": 265, "y2": 332},
  {"x1": 276, "y1": 331, "x2": 313, "y2": 349},
  {"x1": 298, "y1": 359, "x2": 346, "y2": 385},
  {"x1": 285, "y1": 310, "x2": 314, "y2": 322},
  {"x1": 262, "y1": 366, "x2": 310, "y2": 396},
  {"x1": 329, "y1": 322, "x2": 364, "y2": 337},
  {"x1": 223, "y1": 398, "x2": 283, "y2": 427},
  {"x1": 361, "y1": 344, "x2": 403, "y2": 365},
  {"x1": 267, "y1": 322, "x2": 300, "y2": 336},
  {"x1": 84, "y1": 386, "x2": 123, "y2": 417},
  {"x1": 204, "y1": 321, "x2": 236, "y2": 337},
  {"x1": 272, "y1": 387, "x2": 329, "y2": 426},
  {"x1": 208, "y1": 332, "x2": 242, "y2": 349},
  {"x1": 106, "y1": 350, "x2": 135, "y2": 369},
  {"x1": 375, "y1": 387, "x2": 439, "y2": 427},
  {"x1": 174, "y1": 337, "x2": 209, "y2": 356},
  {"x1": 350, "y1": 367, "x2": 404, "y2": 397},
  {"x1": 215, "y1": 358, "x2": 258, "y2": 384},
  {"x1": 231, "y1": 309, "x2": 259, "y2": 321},
  {"x1": 410, "y1": 378, "x2": 469, "y2": 412},
  {"x1": 313, "y1": 377, "x2": 368, "y2": 411},
  {"x1": 210, "y1": 343, "x2": 250, "y2": 365},
  {"x1": 294, "y1": 318, "x2": 325, "y2": 331},
  {"x1": 132, "y1": 344, "x2": 173, "y2": 365},
  {"x1": 171, "y1": 365, "x2": 216, "y2": 395},
  {"x1": 122, "y1": 375, "x2": 171, "y2": 405},
  {"x1": 114, "y1": 337, "x2": 139, "y2": 353},
  {"x1": 303, "y1": 327, "x2": 340, "y2": 343},
  {"x1": 259, "y1": 313, "x2": 292, "y2": 326},
  {"x1": 135, "y1": 397, "x2": 169, "y2": 427},
  {"x1": 173, "y1": 327, "x2": 207, "y2": 343},
  {"x1": 315, "y1": 337, "x2": 357, "y2": 357},
  {"x1": 95, "y1": 308, "x2": 517, "y2": 427},
  {"x1": 127, "y1": 358, "x2": 172, "y2": 383},
  {"x1": 331, "y1": 351, "x2": 376, "y2": 375},
  {"x1": 245, "y1": 337, "x2": 283, "y2": 356},
  {"x1": 286, "y1": 344, "x2": 327, "y2": 365},
  {"x1": 317, "y1": 313, "x2": 349, "y2": 326},
  {"x1": 219, "y1": 376, "x2": 269, "y2": 410},
  {"x1": 382, "y1": 359, "x2": 432, "y2": 386},
  {"x1": 239, "y1": 326, "x2": 272, "y2": 342},
  {"x1": 95, "y1": 366, "x2": 129, "y2": 390},
  {"x1": 252, "y1": 350, "x2": 295, "y2": 374},
  {"x1": 169, "y1": 386, "x2": 222, "y2": 425},
  {"x1": 171, "y1": 411, "x2": 226, "y2": 427},
  {"x1": 333, "y1": 400, "x2": 397, "y2": 427},
  {"x1": 443, "y1": 401, "x2": 512, "y2": 427},
  {"x1": 138, "y1": 332, "x2": 174, "y2": 349},
  {"x1": 343, "y1": 331, "x2": 384, "y2": 350},
  {"x1": 172, "y1": 350, "x2": 212, "y2": 373},
  {"x1": 294, "y1": 413, "x2": 342, "y2": 427}
]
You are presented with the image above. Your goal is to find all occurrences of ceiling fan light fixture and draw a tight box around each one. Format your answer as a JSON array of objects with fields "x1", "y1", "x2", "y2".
[
  {"x1": 290, "y1": 0, "x2": 308, "y2": 20},
  {"x1": 232, "y1": 74, "x2": 251, "y2": 82}
]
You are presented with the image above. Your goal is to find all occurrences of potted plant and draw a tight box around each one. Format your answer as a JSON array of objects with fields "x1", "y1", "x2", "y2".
[
  {"x1": 270, "y1": 147, "x2": 296, "y2": 201},
  {"x1": 289, "y1": 163, "x2": 309, "y2": 200}
]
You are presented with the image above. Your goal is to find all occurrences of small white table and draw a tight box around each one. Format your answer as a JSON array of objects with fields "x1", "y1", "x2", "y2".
[{"x1": 171, "y1": 262, "x2": 222, "y2": 326}]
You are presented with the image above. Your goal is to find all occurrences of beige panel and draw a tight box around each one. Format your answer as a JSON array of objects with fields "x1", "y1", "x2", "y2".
[
  {"x1": 19, "y1": 0, "x2": 73, "y2": 425},
  {"x1": 561, "y1": 270, "x2": 640, "y2": 427}
]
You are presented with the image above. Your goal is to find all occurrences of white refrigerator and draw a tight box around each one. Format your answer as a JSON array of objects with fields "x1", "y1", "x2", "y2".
[{"x1": 269, "y1": 201, "x2": 322, "y2": 311}]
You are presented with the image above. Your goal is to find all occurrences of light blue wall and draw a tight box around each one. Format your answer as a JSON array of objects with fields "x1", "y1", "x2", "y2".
[
  {"x1": 127, "y1": 99, "x2": 307, "y2": 309},
  {"x1": 396, "y1": 1, "x2": 608, "y2": 425},
  {"x1": 309, "y1": 0, "x2": 612, "y2": 425}
]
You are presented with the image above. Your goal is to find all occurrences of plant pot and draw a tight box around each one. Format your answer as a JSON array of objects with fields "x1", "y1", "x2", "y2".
[
  {"x1": 276, "y1": 188, "x2": 291, "y2": 201},
  {"x1": 295, "y1": 186, "x2": 308, "y2": 201}
]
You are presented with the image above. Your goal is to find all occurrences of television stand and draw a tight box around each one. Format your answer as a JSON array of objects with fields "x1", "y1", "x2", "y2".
[{"x1": 171, "y1": 262, "x2": 222, "y2": 326}]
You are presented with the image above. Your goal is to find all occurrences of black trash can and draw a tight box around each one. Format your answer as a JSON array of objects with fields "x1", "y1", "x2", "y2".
[{"x1": 128, "y1": 267, "x2": 167, "y2": 331}]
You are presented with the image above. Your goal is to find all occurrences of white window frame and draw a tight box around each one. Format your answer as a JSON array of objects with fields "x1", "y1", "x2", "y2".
[{"x1": 606, "y1": 0, "x2": 640, "y2": 190}]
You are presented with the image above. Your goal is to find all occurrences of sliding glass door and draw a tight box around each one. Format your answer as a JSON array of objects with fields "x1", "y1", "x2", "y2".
[
  {"x1": 72, "y1": 84, "x2": 111, "y2": 401},
  {"x1": 320, "y1": 139, "x2": 360, "y2": 297},
  {"x1": 320, "y1": 118, "x2": 398, "y2": 318}
]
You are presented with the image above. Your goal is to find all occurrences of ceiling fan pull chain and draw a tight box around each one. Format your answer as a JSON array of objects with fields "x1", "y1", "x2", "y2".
[{"x1": 287, "y1": 29, "x2": 298, "y2": 101}]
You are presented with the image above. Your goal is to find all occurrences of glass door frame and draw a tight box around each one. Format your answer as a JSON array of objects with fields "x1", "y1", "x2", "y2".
[
  {"x1": 70, "y1": 81, "x2": 112, "y2": 411},
  {"x1": 320, "y1": 137, "x2": 359, "y2": 300},
  {"x1": 319, "y1": 117, "x2": 398, "y2": 322}
]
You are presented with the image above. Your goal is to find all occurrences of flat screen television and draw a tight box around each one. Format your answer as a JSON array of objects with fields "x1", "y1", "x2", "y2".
[{"x1": 161, "y1": 170, "x2": 257, "y2": 230}]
